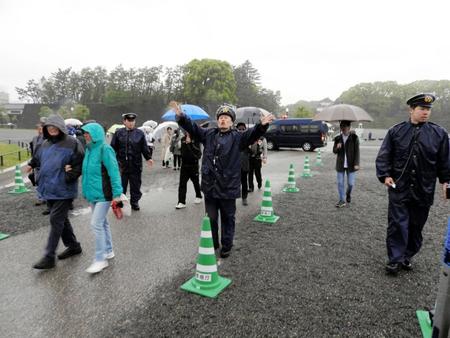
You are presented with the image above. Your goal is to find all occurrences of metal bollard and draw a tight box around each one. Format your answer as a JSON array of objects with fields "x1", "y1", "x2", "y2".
[
  {"x1": 18, "y1": 151, "x2": 21, "y2": 161},
  {"x1": 431, "y1": 218, "x2": 450, "y2": 337},
  {"x1": 0, "y1": 155, "x2": 3, "y2": 166}
]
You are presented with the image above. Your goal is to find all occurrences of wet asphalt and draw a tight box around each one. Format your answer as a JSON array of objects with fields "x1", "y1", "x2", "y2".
[{"x1": 0, "y1": 132, "x2": 320, "y2": 337}]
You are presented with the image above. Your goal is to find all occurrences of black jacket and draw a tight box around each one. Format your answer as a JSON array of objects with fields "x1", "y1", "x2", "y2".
[
  {"x1": 177, "y1": 114, "x2": 268, "y2": 199},
  {"x1": 333, "y1": 132, "x2": 360, "y2": 172},
  {"x1": 376, "y1": 121, "x2": 450, "y2": 206},
  {"x1": 180, "y1": 136, "x2": 202, "y2": 167},
  {"x1": 110, "y1": 127, "x2": 152, "y2": 172}
]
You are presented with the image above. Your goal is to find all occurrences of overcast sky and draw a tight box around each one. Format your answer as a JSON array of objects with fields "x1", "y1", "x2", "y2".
[{"x1": 1, "y1": 0, "x2": 449, "y2": 105}]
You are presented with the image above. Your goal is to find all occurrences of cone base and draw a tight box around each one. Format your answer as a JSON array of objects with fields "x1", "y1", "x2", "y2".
[
  {"x1": 301, "y1": 174, "x2": 313, "y2": 178},
  {"x1": 181, "y1": 275, "x2": 232, "y2": 298},
  {"x1": 416, "y1": 310, "x2": 432, "y2": 338},
  {"x1": 8, "y1": 187, "x2": 31, "y2": 194},
  {"x1": 282, "y1": 187, "x2": 299, "y2": 193},
  {"x1": 254, "y1": 214, "x2": 280, "y2": 224},
  {"x1": 0, "y1": 232, "x2": 10, "y2": 241},
  {"x1": 315, "y1": 163, "x2": 323, "y2": 167}
]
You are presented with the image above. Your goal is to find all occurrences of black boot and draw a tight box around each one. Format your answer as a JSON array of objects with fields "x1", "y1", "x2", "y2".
[
  {"x1": 33, "y1": 256, "x2": 55, "y2": 269},
  {"x1": 57, "y1": 246, "x2": 82, "y2": 260}
]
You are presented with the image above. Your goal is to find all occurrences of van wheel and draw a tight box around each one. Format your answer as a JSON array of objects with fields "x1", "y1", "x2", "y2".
[
  {"x1": 267, "y1": 140, "x2": 277, "y2": 150},
  {"x1": 302, "y1": 142, "x2": 312, "y2": 151}
]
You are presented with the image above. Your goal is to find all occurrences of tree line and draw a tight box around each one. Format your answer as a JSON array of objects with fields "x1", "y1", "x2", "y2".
[{"x1": 15, "y1": 59, "x2": 281, "y2": 118}]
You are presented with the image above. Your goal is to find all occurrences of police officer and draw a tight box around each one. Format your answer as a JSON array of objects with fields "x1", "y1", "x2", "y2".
[
  {"x1": 376, "y1": 93, "x2": 450, "y2": 275},
  {"x1": 173, "y1": 102, "x2": 274, "y2": 258},
  {"x1": 110, "y1": 113, "x2": 153, "y2": 211}
]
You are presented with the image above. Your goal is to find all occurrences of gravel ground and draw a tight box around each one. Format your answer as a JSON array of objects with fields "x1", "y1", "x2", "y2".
[{"x1": 103, "y1": 145, "x2": 448, "y2": 337}]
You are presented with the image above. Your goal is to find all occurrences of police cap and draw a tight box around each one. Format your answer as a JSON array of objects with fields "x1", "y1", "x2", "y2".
[
  {"x1": 122, "y1": 113, "x2": 137, "y2": 120},
  {"x1": 406, "y1": 93, "x2": 436, "y2": 108},
  {"x1": 216, "y1": 105, "x2": 236, "y2": 122}
]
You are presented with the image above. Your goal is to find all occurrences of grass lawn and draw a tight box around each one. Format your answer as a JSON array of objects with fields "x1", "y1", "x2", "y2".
[{"x1": 0, "y1": 143, "x2": 31, "y2": 168}]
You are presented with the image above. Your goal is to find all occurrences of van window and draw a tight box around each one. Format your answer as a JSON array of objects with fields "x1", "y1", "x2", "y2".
[
  {"x1": 267, "y1": 124, "x2": 277, "y2": 132},
  {"x1": 309, "y1": 125, "x2": 319, "y2": 133},
  {"x1": 300, "y1": 125, "x2": 309, "y2": 133},
  {"x1": 281, "y1": 125, "x2": 298, "y2": 132}
]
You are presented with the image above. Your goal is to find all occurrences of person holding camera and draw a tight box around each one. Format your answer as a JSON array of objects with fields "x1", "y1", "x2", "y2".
[{"x1": 376, "y1": 93, "x2": 450, "y2": 275}]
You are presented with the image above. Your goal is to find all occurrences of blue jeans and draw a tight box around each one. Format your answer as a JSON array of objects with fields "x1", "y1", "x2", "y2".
[
  {"x1": 90, "y1": 201, "x2": 113, "y2": 262},
  {"x1": 337, "y1": 170, "x2": 356, "y2": 201}
]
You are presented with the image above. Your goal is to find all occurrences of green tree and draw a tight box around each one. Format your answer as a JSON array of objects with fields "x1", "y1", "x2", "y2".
[
  {"x1": 73, "y1": 104, "x2": 90, "y2": 121},
  {"x1": 183, "y1": 59, "x2": 236, "y2": 112},
  {"x1": 293, "y1": 105, "x2": 313, "y2": 118},
  {"x1": 39, "y1": 106, "x2": 54, "y2": 118}
]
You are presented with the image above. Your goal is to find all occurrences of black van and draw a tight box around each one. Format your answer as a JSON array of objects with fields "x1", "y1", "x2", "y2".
[{"x1": 265, "y1": 118, "x2": 328, "y2": 151}]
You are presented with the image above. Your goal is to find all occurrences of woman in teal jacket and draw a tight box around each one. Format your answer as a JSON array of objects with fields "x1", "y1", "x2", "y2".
[{"x1": 81, "y1": 122, "x2": 123, "y2": 274}]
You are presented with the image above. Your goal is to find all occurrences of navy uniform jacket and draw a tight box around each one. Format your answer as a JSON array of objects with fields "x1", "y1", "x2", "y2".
[
  {"x1": 376, "y1": 121, "x2": 450, "y2": 206},
  {"x1": 177, "y1": 114, "x2": 268, "y2": 199},
  {"x1": 110, "y1": 127, "x2": 152, "y2": 172}
]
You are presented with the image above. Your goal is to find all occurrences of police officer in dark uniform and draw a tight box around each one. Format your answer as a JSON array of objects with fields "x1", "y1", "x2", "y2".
[
  {"x1": 110, "y1": 113, "x2": 153, "y2": 210},
  {"x1": 376, "y1": 93, "x2": 450, "y2": 275},
  {"x1": 173, "y1": 102, "x2": 274, "y2": 258}
]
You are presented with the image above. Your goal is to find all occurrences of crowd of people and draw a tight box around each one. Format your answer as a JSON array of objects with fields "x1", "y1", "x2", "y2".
[
  {"x1": 26, "y1": 104, "x2": 274, "y2": 273},
  {"x1": 25, "y1": 93, "x2": 450, "y2": 280}
]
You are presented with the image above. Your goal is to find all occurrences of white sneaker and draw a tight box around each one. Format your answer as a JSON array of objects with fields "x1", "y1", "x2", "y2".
[
  {"x1": 175, "y1": 203, "x2": 186, "y2": 209},
  {"x1": 105, "y1": 251, "x2": 115, "y2": 260},
  {"x1": 86, "y1": 260, "x2": 108, "y2": 274},
  {"x1": 194, "y1": 197, "x2": 202, "y2": 204}
]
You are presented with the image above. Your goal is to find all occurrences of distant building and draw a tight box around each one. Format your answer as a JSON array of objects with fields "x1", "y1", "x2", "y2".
[
  {"x1": 3, "y1": 103, "x2": 25, "y2": 115},
  {"x1": 0, "y1": 92, "x2": 9, "y2": 104}
]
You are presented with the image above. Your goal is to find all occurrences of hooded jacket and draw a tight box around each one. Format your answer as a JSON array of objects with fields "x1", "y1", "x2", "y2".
[
  {"x1": 81, "y1": 123, "x2": 123, "y2": 203},
  {"x1": 376, "y1": 120, "x2": 450, "y2": 206},
  {"x1": 177, "y1": 114, "x2": 268, "y2": 199},
  {"x1": 28, "y1": 114, "x2": 84, "y2": 200}
]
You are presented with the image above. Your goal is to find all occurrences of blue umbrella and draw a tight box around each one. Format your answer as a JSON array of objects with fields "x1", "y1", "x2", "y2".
[{"x1": 162, "y1": 104, "x2": 210, "y2": 121}]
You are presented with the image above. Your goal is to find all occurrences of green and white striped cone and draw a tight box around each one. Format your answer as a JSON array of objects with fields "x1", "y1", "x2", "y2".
[
  {"x1": 8, "y1": 165, "x2": 30, "y2": 194},
  {"x1": 315, "y1": 149, "x2": 323, "y2": 166},
  {"x1": 254, "y1": 179, "x2": 280, "y2": 223},
  {"x1": 301, "y1": 156, "x2": 313, "y2": 178},
  {"x1": 0, "y1": 232, "x2": 10, "y2": 241},
  {"x1": 181, "y1": 216, "x2": 231, "y2": 298},
  {"x1": 282, "y1": 164, "x2": 299, "y2": 193}
]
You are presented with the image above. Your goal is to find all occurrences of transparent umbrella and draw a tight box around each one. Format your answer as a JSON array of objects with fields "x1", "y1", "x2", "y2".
[{"x1": 313, "y1": 104, "x2": 373, "y2": 122}]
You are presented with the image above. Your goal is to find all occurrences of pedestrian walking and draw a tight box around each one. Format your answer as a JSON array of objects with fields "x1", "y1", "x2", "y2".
[
  {"x1": 333, "y1": 120, "x2": 360, "y2": 208},
  {"x1": 27, "y1": 114, "x2": 84, "y2": 270},
  {"x1": 376, "y1": 93, "x2": 450, "y2": 275},
  {"x1": 237, "y1": 122, "x2": 250, "y2": 206},
  {"x1": 29, "y1": 120, "x2": 46, "y2": 206},
  {"x1": 143, "y1": 127, "x2": 155, "y2": 158},
  {"x1": 173, "y1": 102, "x2": 274, "y2": 258},
  {"x1": 175, "y1": 132, "x2": 203, "y2": 209},
  {"x1": 80, "y1": 122, "x2": 123, "y2": 274},
  {"x1": 110, "y1": 113, "x2": 153, "y2": 211},
  {"x1": 248, "y1": 136, "x2": 268, "y2": 192},
  {"x1": 161, "y1": 127, "x2": 173, "y2": 168},
  {"x1": 170, "y1": 129, "x2": 182, "y2": 170}
]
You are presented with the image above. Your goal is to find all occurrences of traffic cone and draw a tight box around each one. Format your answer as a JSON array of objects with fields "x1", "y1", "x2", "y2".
[
  {"x1": 254, "y1": 179, "x2": 280, "y2": 223},
  {"x1": 8, "y1": 165, "x2": 30, "y2": 194},
  {"x1": 315, "y1": 149, "x2": 323, "y2": 166},
  {"x1": 0, "y1": 232, "x2": 9, "y2": 241},
  {"x1": 181, "y1": 216, "x2": 231, "y2": 298},
  {"x1": 301, "y1": 156, "x2": 313, "y2": 178},
  {"x1": 282, "y1": 164, "x2": 299, "y2": 193}
]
